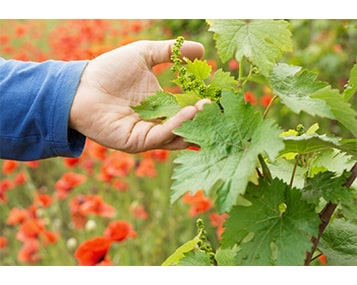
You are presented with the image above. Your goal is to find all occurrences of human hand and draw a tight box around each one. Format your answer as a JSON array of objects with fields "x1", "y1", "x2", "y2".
[{"x1": 69, "y1": 40, "x2": 210, "y2": 153}]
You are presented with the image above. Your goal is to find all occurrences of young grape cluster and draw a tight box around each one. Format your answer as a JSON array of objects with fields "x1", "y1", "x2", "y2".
[{"x1": 170, "y1": 36, "x2": 221, "y2": 101}]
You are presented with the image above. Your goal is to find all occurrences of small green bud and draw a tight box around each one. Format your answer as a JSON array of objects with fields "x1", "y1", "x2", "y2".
[{"x1": 296, "y1": 124, "x2": 304, "y2": 136}]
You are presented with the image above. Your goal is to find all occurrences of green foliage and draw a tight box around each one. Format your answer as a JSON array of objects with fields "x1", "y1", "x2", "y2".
[
  {"x1": 162, "y1": 219, "x2": 214, "y2": 266},
  {"x1": 270, "y1": 63, "x2": 357, "y2": 137},
  {"x1": 171, "y1": 91, "x2": 283, "y2": 212},
  {"x1": 132, "y1": 20, "x2": 357, "y2": 266},
  {"x1": 131, "y1": 91, "x2": 180, "y2": 121},
  {"x1": 319, "y1": 219, "x2": 357, "y2": 265},
  {"x1": 132, "y1": 35, "x2": 238, "y2": 119},
  {"x1": 302, "y1": 171, "x2": 352, "y2": 204},
  {"x1": 222, "y1": 178, "x2": 320, "y2": 265},
  {"x1": 309, "y1": 149, "x2": 355, "y2": 177},
  {"x1": 281, "y1": 133, "x2": 357, "y2": 158},
  {"x1": 170, "y1": 35, "x2": 238, "y2": 103},
  {"x1": 343, "y1": 61, "x2": 357, "y2": 102},
  {"x1": 177, "y1": 250, "x2": 212, "y2": 266},
  {"x1": 161, "y1": 227, "x2": 203, "y2": 266},
  {"x1": 214, "y1": 247, "x2": 239, "y2": 266},
  {"x1": 208, "y1": 19, "x2": 293, "y2": 76}
]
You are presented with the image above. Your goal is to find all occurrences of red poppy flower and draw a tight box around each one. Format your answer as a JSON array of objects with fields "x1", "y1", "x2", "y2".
[
  {"x1": 6, "y1": 207, "x2": 30, "y2": 225},
  {"x1": 96, "y1": 255, "x2": 114, "y2": 266},
  {"x1": 188, "y1": 199, "x2": 213, "y2": 217},
  {"x1": 14, "y1": 24, "x2": 27, "y2": 37},
  {"x1": 207, "y1": 59, "x2": 217, "y2": 72},
  {"x1": 103, "y1": 220, "x2": 137, "y2": 242},
  {"x1": 0, "y1": 179, "x2": 13, "y2": 203},
  {"x1": 34, "y1": 192, "x2": 53, "y2": 208},
  {"x1": 135, "y1": 158, "x2": 157, "y2": 177},
  {"x1": 260, "y1": 94, "x2": 273, "y2": 108},
  {"x1": 228, "y1": 59, "x2": 239, "y2": 71},
  {"x1": 182, "y1": 190, "x2": 213, "y2": 217},
  {"x1": 182, "y1": 190, "x2": 205, "y2": 204},
  {"x1": 18, "y1": 239, "x2": 40, "y2": 264},
  {"x1": 0, "y1": 34, "x2": 10, "y2": 44},
  {"x1": 74, "y1": 236, "x2": 112, "y2": 266},
  {"x1": 23, "y1": 161, "x2": 40, "y2": 169},
  {"x1": 319, "y1": 254, "x2": 327, "y2": 265},
  {"x1": 209, "y1": 212, "x2": 228, "y2": 240},
  {"x1": 2, "y1": 160, "x2": 19, "y2": 175},
  {"x1": 244, "y1": 91, "x2": 258, "y2": 106},
  {"x1": 69, "y1": 194, "x2": 116, "y2": 229},
  {"x1": 143, "y1": 149, "x2": 169, "y2": 162},
  {"x1": 55, "y1": 172, "x2": 86, "y2": 199},
  {"x1": 63, "y1": 157, "x2": 81, "y2": 168},
  {"x1": 78, "y1": 194, "x2": 116, "y2": 218},
  {"x1": 16, "y1": 218, "x2": 45, "y2": 242},
  {"x1": 84, "y1": 139, "x2": 108, "y2": 161},
  {"x1": 13, "y1": 171, "x2": 27, "y2": 186},
  {"x1": 0, "y1": 236, "x2": 8, "y2": 249},
  {"x1": 98, "y1": 152, "x2": 135, "y2": 182},
  {"x1": 152, "y1": 62, "x2": 172, "y2": 75},
  {"x1": 42, "y1": 230, "x2": 59, "y2": 246},
  {"x1": 130, "y1": 204, "x2": 149, "y2": 220},
  {"x1": 69, "y1": 195, "x2": 88, "y2": 229},
  {"x1": 112, "y1": 179, "x2": 129, "y2": 192}
]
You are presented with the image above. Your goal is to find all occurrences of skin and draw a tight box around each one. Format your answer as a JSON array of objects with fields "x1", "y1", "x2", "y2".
[{"x1": 69, "y1": 39, "x2": 210, "y2": 153}]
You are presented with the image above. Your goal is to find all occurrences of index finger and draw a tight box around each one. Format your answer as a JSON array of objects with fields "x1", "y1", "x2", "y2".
[{"x1": 141, "y1": 39, "x2": 205, "y2": 68}]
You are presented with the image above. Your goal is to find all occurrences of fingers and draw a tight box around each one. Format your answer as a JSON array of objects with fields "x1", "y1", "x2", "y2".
[
  {"x1": 195, "y1": 98, "x2": 211, "y2": 111},
  {"x1": 145, "y1": 99, "x2": 211, "y2": 150},
  {"x1": 178, "y1": 40, "x2": 205, "y2": 61},
  {"x1": 142, "y1": 39, "x2": 204, "y2": 68},
  {"x1": 159, "y1": 98, "x2": 211, "y2": 140},
  {"x1": 146, "y1": 105, "x2": 197, "y2": 148}
]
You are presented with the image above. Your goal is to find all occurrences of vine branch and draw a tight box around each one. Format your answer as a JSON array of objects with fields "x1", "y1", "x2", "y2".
[
  {"x1": 289, "y1": 154, "x2": 301, "y2": 188},
  {"x1": 262, "y1": 95, "x2": 278, "y2": 119},
  {"x1": 304, "y1": 162, "x2": 357, "y2": 265}
]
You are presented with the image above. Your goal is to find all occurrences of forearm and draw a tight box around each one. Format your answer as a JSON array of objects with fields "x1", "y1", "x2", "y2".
[{"x1": 0, "y1": 58, "x2": 88, "y2": 161}]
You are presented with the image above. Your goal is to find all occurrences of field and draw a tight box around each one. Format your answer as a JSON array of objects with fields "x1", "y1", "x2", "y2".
[{"x1": 1, "y1": 19, "x2": 356, "y2": 266}]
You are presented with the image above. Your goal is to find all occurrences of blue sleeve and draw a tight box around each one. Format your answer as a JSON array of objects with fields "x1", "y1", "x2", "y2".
[{"x1": 0, "y1": 58, "x2": 89, "y2": 161}]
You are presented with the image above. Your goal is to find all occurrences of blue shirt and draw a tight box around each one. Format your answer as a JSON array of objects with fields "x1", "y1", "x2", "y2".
[{"x1": 0, "y1": 58, "x2": 88, "y2": 161}]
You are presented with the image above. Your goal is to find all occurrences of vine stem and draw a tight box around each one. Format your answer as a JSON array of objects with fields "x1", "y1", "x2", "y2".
[
  {"x1": 262, "y1": 95, "x2": 278, "y2": 120},
  {"x1": 289, "y1": 154, "x2": 301, "y2": 188},
  {"x1": 304, "y1": 162, "x2": 357, "y2": 265}
]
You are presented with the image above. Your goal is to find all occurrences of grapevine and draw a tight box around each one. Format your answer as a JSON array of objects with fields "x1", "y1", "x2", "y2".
[{"x1": 134, "y1": 20, "x2": 357, "y2": 266}]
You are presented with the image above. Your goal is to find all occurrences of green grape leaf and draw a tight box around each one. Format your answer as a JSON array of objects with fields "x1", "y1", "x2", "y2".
[
  {"x1": 208, "y1": 19, "x2": 292, "y2": 76},
  {"x1": 174, "y1": 58, "x2": 238, "y2": 102},
  {"x1": 312, "y1": 87, "x2": 357, "y2": 138},
  {"x1": 270, "y1": 63, "x2": 357, "y2": 137},
  {"x1": 339, "y1": 139, "x2": 357, "y2": 159},
  {"x1": 270, "y1": 64, "x2": 333, "y2": 116},
  {"x1": 171, "y1": 91, "x2": 284, "y2": 212},
  {"x1": 131, "y1": 91, "x2": 181, "y2": 120},
  {"x1": 221, "y1": 178, "x2": 320, "y2": 265},
  {"x1": 267, "y1": 158, "x2": 306, "y2": 189},
  {"x1": 185, "y1": 58, "x2": 211, "y2": 80},
  {"x1": 206, "y1": 68, "x2": 238, "y2": 99},
  {"x1": 281, "y1": 133, "x2": 357, "y2": 159},
  {"x1": 319, "y1": 219, "x2": 357, "y2": 265},
  {"x1": 161, "y1": 228, "x2": 202, "y2": 266},
  {"x1": 343, "y1": 60, "x2": 357, "y2": 102},
  {"x1": 302, "y1": 171, "x2": 352, "y2": 204},
  {"x1": 215, "y1": 247, "x2": 239, "y2": 266},
  {"x1": 309, "y1": 149, "x2": 355, "y2": 177},
  {"x1": 177, "y1": 250, "x2": 212, "y2": 266},
  {"x1": 175, "y1": 93, "x2": 201, "y2": 106}
]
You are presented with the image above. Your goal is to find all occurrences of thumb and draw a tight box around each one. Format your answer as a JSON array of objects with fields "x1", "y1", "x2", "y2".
[{"x1": 142, "y1": 39, "x2": 205, "y2": 68}]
